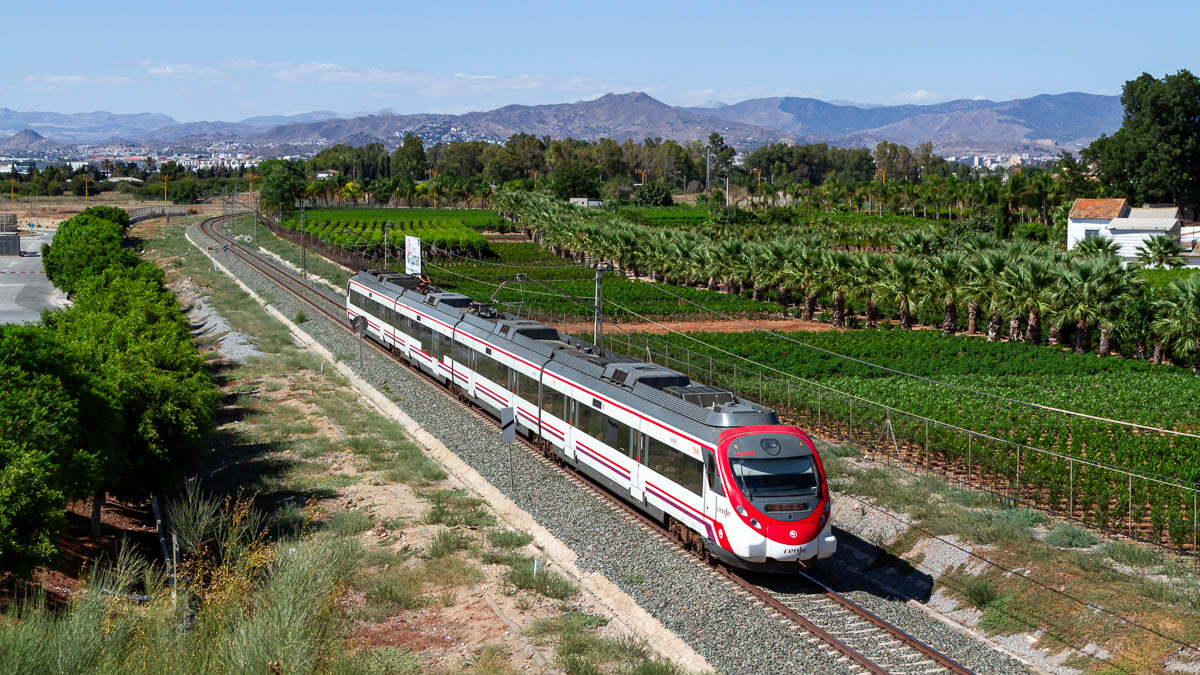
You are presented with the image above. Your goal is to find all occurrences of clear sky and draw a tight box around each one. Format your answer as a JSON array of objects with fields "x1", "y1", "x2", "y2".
[{"x1": 6, "y1": 0, "x2": 1198, "y2": 122}]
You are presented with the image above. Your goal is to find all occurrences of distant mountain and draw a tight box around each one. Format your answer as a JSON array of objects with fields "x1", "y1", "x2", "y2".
[
  {"x1": 0, "y1": 108, "x2": 177, "y2": 144},
  {"x1": 0, "y1": 128, "x2": 61, "y2": 153},
  {"x1": 2, "y1": 89, "x2": 1123, "y2": 155},
  {"x1": 689, "y1": 92, "x2": 1122, "y2": 153},
  {"x1": 238, "y1": 110, "x2": 342, "y2": 128},
  {"x1": 253, "y1": 92, "x2": 791, "y2": 148}
]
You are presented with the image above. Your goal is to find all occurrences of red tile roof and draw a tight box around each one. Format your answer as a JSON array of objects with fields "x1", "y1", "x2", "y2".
[{"x1": 1070, "y1": 198, "x2": 1128, "y2": 219}]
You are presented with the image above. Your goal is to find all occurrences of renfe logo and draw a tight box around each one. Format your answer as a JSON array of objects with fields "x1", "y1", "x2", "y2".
[{"x1": 732, "y1": 450, "x2": 756, "y2": 457}]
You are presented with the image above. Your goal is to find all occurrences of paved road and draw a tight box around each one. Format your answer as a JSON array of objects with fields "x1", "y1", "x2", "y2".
[{"x1": 0, "y1": 231, "x2": 59, "y2": 325}]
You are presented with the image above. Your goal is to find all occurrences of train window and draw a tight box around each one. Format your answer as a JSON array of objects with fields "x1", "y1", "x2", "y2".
[
  {"x1": 603, "y1": 416, "x2": 632, "y2": 455},
  {"x1": 477, "y1": 353, "x2": 509, "y2": 386},
  {"x1": 431, "y1": 331, "x2": 444, "y2": 360},
  {"x1": 575, "y1": 401, "x2": 605, "y2": 440},
  {"x1": 453, "y1": 335, "x2": 471, "y2": 367},
  {"x1": 515, "y1": 371, "x2": 539, "y2": 403},
  {"x1": 704, "y1": 451, "x2": 723, "y2": 497},
  {"x1": 411, "y1": 321, "x2": 433, "y2": 352},
  {"x1": 647, "y1": 436, "x2": 702, "y2": 496},
  {"x1": 540, "y1": 385, "x2": 565, "y2": 419}
]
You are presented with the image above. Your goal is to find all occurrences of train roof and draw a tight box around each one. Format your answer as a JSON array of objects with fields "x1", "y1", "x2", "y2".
[{"x1": 351, "y1": 270, "x2": 777, "y2": 430}]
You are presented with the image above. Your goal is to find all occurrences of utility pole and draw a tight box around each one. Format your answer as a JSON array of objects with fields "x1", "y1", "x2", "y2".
[
  {"x1": 83, "y1": 176, "x2": 90, "y2": 207},
  {"x1": 300, "y1": 209, "x2": 307, "y2": 279},
  {"x1": 705, "y1": 147, "x2": 711, "y2": 194},
  {"x1": 593, "y1": 263, "x2": 613, "y2": 351},
  {"x1": 383, "y1": 221, "x2": 392, "y2": 270},
  {"x1": 161, "y1": 174, "x2": 170, "y2": 206}
]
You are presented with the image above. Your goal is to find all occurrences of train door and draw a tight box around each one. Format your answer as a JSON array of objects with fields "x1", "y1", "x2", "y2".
[
  {"x1": 629, "y1": 432, "x2": 645, "y2": 503},
  {"x1": 703, "y1": 450, "x2": 722, "y2": 523}
]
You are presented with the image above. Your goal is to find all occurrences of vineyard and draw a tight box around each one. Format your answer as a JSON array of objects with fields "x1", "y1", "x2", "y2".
[
  {"x1": 425, "y1": 242, "x2": 788, "y2": 321},
  {"x1": 592, "y1": 325, "x2": 1200, "y2": 552},
  {"x1": 278, "y1": 208, "x2": 497, "y2": 258}
]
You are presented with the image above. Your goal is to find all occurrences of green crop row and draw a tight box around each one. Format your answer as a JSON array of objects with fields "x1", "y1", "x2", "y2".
[
  {"x1": 426, "y1": 242, "x2": 786, "y2": 320},
  {"x1": 602, "y1": 327, "x2": 1200, "y2": 550},
  {"x1": 279, "y1": 210, "x2": 494, "y2": 258}
]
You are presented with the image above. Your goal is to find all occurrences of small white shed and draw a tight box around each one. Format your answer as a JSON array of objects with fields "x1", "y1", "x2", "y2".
[{"x1": 1066, "y1": 198, "x2": 1181, "y2": 262}]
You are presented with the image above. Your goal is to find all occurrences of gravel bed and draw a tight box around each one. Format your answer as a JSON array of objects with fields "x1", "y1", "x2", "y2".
[{"x1": 192, "y1": 223, "x2": 1030, "y2": 674}]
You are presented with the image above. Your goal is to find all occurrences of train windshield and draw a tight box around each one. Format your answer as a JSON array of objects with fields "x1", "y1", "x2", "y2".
[{"x1": 728, "y1": 455, "x2": 818, "y2": 499}]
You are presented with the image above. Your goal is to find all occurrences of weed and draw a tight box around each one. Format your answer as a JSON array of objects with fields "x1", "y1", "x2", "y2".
[
  {"x1": 324, "y1": 510, "x2": 374, "y2": 536},
  {"x1": 425, "y1": 489, "x2": 495, "y2": 527},
  {"x1": 1099, "y1": 541, "x2": 1162, "y2": 567},
  {"x1": 964, "y1": 578, "x2": 999, "y2": 609},
  {"x1": 427, "y1": 530, "x2": 471, "y2": 559},
  {"x1": 956, "y1": 508, "x2": 1043, "y2": 545},
  {"x1": 516, "y1": 595, "x2": 536, "y2": 611},
  {"x1": 621, "y1": 574, "x2": 646, "y2": 585},
  {"x1": 364, "y1": 567, "x2": 428, "y2": 614},
  {"x1": 1044, "y1": 523, "x2": 1100, "y2": 549},
  {"x1": 488, "y1": 530, "x2": 533, "y2": 550},
  {"x1": 1070, "y1": 551, "x2": 1110, "y2": 574},
  {"x1": 382, "y1": 516, "x2": 407, "y2": 531},
  {"x1": 294, "y1": 310, "x2": 309, "y2": 324},
  {"x1": 978, "y1": 593, "x2": 1026, "y2": 634},
  {"x1": 422, "y1": 555, "x2": 484, "y2": 588},
  {"x1": 503, "y1": 560, "x2": 578, "y2": 600}
]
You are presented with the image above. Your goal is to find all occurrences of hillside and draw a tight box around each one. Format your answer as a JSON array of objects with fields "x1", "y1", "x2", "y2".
[{"x1": 692, "y1": 92, "x2": 1122, "y2": 153}]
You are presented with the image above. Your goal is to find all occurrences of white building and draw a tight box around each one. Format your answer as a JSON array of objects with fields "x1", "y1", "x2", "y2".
[{"x1": 1066, "y1": 198, "x2": 1181, "y2": 263}]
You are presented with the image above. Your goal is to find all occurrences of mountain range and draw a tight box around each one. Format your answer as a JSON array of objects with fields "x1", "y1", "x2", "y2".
[{"x1": 0, "y1": 91, "x2": 1123, "y2": 156}]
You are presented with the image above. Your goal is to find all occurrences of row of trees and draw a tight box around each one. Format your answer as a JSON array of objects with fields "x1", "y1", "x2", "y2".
[
  {"x1": 0, "y1": 206, "x2": 216, "y2": 577},
  {"x1": 501, "y1": 192, "x2": 1200, "y2": 372}
]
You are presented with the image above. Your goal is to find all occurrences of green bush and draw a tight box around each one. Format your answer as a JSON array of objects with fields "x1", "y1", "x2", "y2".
[{"x1": 1044, "y1": 523, "x2": 1100, "y2": 548}]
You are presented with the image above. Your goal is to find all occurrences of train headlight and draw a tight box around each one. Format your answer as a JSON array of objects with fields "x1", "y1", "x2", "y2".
[
  {"x1": 749, "y1": 518, "x2": 762, "y2": 530},
  {"x1": 736, "y1": 505, "x2": 747, "y2": 517}
]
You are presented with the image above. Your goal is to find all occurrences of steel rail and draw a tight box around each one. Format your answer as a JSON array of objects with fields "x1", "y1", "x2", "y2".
[{"x1": 195, "y1": 213, "x2": 973, "y2": 674}]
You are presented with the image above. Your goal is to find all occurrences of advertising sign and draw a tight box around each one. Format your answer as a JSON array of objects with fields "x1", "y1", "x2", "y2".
[{"x1": 405, "y1": 235, "x2": 421, "y2": 274}]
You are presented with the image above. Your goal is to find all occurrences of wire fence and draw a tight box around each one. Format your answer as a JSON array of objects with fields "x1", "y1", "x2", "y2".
[
  {"x1": 128, "y1": 206, "x2": 188, "y2": 223},
  {"x1": 253, "y1": 213, "x2": 1200, "y2": 558},
  {"x1": 595, "y1": 324, "x2": 1200, "y2": 558}
]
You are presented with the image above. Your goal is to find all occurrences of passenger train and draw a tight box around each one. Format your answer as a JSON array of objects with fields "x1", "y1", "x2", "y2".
[{"x1": 345, "y1": 270, "x2": 836, "y2": 570}]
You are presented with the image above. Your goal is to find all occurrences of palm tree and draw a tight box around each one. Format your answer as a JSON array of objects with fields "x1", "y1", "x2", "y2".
[
  {"x1": 1135, "y1": 234, "x2": 1186, "y2": 269},
  {"x1": 1050, "y1": 256, "x2": 1126, "y2": 354},
  {"x1": 819, "y1": 250, "x2": 856, "y2": 327},
  {"x1": 783, "y1": 247, "x2": 823, "y2": 320},
  {"x1": 999, "y1": 255, "x2": 1055, "y2": 344},
  {"x1": 880, "y1": 255, "x2": 923, "y2": 329},
  {"x1": 849, "y1": 252, "x2": 885, "y2": 328},
  {"x1": 1073, "y1": 235, "x2": 1121, "y2": 258},
  {"x1": 925, "y1": 251, "x2": 967, "y2": 335},
  {"x1": 1152, "y1": 275, "x2": 1200, "y2": 374},
  {"x1": 965, "y1": 249, "x2": 1009, "y2": 341}
]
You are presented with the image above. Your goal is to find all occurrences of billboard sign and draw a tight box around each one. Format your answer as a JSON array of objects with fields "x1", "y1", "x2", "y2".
[{"x1": 405, "y1": 235, "x2": 421, "y2": 274}]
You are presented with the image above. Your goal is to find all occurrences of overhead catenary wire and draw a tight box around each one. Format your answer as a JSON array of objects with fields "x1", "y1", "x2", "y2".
[
  {"x1": 415, "y1": 261, "x2": 1200, "y2": 488},
  {"x1": 633, "y1": 277, "x2": 1200, "y2": 441}
]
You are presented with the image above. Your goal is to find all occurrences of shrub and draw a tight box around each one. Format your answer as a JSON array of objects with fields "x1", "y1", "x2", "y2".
[
  {"x1": 1044, "y1": 523, "x2": 1100, "y2": 549},
  {"x1": 963, "y1": 578, "x2": 999, "y2": 609},
  {"x1": 488, "y1": 530, "x2": 533, "y2": 550}
]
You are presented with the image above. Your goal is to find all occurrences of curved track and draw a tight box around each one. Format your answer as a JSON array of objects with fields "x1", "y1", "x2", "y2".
[{"x1": 197, "y1": 213, "x2": 973, "y2": 675}]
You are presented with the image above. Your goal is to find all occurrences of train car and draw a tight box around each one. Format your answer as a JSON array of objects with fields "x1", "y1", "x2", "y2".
[{"x1": 346, "y1": 270, "x2": 836, "y2": 570}]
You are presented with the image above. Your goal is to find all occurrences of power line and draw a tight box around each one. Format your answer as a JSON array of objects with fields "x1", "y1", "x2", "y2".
[{"x1": 633, "y1": 280, "x2": 1200, "y2": 441}]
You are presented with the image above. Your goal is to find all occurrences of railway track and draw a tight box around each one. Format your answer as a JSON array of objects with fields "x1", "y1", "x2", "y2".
[{"x1": 196, "y1": 213, "x2": 973, "y2": 675}]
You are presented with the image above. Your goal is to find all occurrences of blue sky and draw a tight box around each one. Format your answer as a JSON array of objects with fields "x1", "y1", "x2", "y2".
[{"x1": 7, "y1": 0, "x2": 1198, "y2": 121}]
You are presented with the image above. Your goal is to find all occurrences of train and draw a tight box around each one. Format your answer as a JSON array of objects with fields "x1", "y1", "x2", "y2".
[{"x1": 345, "y1": 269, "x2": 836, "y2": 571}]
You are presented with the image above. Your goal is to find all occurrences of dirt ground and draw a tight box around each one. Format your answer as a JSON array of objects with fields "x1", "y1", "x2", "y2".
[
  {"x1": 0, "y1": 193, "x2": 222, "y2": 228},
  {"x1": 554, "y1": 316, "x2": 835, "y2": 334}
]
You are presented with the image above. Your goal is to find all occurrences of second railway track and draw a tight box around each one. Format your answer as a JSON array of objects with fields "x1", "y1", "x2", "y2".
[{"x1": 197, "y1": 212, "x2": 974, "y2": 674}]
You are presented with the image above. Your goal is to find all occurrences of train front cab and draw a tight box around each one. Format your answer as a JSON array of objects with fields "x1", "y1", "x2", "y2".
[{"x1": 706, "y1": 425, "x2": 836, "y2": 571}]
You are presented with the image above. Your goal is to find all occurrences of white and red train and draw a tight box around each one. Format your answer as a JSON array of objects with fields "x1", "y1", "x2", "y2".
[{"x1": 346, "y1": 270, "x2": 836, "y2": 570}]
